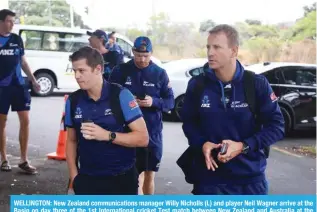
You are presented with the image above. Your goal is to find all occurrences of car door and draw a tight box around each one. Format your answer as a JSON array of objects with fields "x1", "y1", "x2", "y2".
[{"x1": 279, "y1": 66, "x2": 316, "y2": 128}]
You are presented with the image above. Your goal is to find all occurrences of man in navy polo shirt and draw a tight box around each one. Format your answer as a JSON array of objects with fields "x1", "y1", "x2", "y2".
[
  {"x1": 65, "y1": 46, "x2": 149, "y2": 195},
  {"x1": 109, "y1": 36, "x2": 175, "y2": 195},
  {"x1": 0, "y1": 9, "x2": 41, "y2": 174},
  {"x1": 87, "y1": 30, "x2": 123, "y2": 80}
]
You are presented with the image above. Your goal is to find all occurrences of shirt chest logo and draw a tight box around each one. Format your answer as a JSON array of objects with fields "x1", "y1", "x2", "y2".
[
  {"x1": 74, "y1": 107, "x2": 82, "y2": 119},
  {"x1": 201, "y1": 95, "x2": 211, "y2": 108},
  {"x1": 143, "y1": 81, "x2": 155, "y2": 87},
  {"x1": 105, "y1": 109, "x2": 113, "y2": 116},
  {"x1": 0, "y1": 49, "x2": 14, "y2": 56},
  {"x1": 125, "y1": 76, "x2": 132, "y2": 85}
]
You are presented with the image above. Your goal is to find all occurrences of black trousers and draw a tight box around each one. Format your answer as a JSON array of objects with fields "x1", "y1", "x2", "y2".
[{"x1": 73, "y1": 166, "x2": 138, "y2": 195}]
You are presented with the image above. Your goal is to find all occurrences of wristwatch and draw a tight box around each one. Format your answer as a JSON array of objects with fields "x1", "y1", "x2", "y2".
[
  {"x1": 241, "y1": 142, "x2": 250, "y2": 154},
  {"x1": 109, "y1": 132, "x2": 116, "y2": 143}
]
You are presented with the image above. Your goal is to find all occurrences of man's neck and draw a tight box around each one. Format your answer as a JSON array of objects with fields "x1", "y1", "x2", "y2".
[
  {"x1": 0, "y1": 29, "x2": 10, "y2": 37},
  {"x1": 98, "y1": 46, "x2": 108, "y2": 54},
  {"x1": 214, "y1": 60, "x2": 237, "y2": 83},
  {"x1": 86, "y1": 78, "x2": 103, "y2": 101}
]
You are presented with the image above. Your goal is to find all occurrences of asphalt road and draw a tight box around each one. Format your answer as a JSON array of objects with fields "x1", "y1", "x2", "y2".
[{"x1": 0, "y1": 95, "x2": 316, "y2": 210}]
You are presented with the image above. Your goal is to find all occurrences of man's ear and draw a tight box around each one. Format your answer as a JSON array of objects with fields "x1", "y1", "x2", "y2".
[
  {"x1": 94, "y1": 64, "x2": 102, "y2": 74},
  {"x1": 231, "y1": 45, "x2": 239, "y2": 58}
]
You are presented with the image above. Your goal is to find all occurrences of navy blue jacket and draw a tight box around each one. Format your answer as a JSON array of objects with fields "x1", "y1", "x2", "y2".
[
  {"x1": 65, "y1": 81, "x2": 143, "y2": 176},
  {"x1": 181, "y1": 60, "x2": 284, "y2": 184},
  {"x1": 110, "y1": 60, "x2": 175, "y2": 147},
  {"x1": 0, "y1": 33, "x2": 25, "y2": 86}
]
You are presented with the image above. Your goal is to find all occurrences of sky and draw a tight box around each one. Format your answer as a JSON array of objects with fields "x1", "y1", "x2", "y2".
[{"x1": 69, "y1": 0, "x2": 316, "y2": 29}]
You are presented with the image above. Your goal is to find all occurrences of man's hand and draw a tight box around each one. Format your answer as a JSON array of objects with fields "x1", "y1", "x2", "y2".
[
  {"x1": 218, "y1": 140, "x2": 243, "y2": 163},
  {"x1": 137, "y1": 95, "x2": 153, "y2": 107},
  {"x1": 80, "y1": 122, "x2": 109, "y2": 141},
  {"x1": 32, "y1": 80, "x2": 41, "y2": 92},
  {"x1": 202, "y1": 142, "x2": 221, "y2": 171}
]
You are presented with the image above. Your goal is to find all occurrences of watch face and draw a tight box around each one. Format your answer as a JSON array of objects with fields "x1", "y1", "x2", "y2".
[{"x1": 111, "y1": 132, "x2": 116, "y2": 139}]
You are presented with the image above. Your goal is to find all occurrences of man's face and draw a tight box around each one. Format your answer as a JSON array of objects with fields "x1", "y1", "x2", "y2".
[
  {"x1": 0, "y1": 15, "x2": 14, "y2": 34},
  {"x1": 88, "y1": 35, "x2": 102, "y2": 48},
  {"x1": 207, "y1": 32, "x2": 237, "y2": 70},
  {"x1": 72, "y1": 58, "x2": 102, "y2": 90},
  {"x1": 109, "y1": 35, "x2": 115, "y2": 44},
  {"x1": 133, "y1": 51, "x2": 152, "y2": 69}
]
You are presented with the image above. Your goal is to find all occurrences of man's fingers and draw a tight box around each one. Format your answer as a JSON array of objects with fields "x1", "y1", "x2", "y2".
[
  {"x1": 211, "y1": 159, "x2": 218, "y2": 169},
  {"x1": 81, "y1": 129, "x2": 94, "y2": 136}
]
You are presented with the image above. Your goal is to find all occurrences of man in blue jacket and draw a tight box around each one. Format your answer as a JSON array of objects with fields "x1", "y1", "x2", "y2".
[
  {"x1": 180, "y1": 24, "x2": 284, "y2": 195},
  {"x1": 87, "y1": 30, "x2": 122, "y2": 80},
  {"x1": 109, "y1": 36, "x2": 175, "y2": 195}
]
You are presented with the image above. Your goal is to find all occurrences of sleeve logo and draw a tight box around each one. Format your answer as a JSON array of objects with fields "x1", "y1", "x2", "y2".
[
  {"x1": 270, "y1": 92, "x2": 278, "y2": 102},
  {"x1": 129, "y1": 100, "x2": 138, "y2": 109}
]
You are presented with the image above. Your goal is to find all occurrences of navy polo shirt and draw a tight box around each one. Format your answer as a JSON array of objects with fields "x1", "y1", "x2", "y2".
[
  {"x1": 0, "y1": 33, "x2": 25, "y2": 86},
  {"x1": 64, "y1": 81, "x2": 143, "y2": 176}
]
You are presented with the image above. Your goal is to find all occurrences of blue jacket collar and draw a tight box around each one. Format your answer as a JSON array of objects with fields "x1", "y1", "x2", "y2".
[{"x1": 205, "y1": 60, "x2": 245, "y2": 84}]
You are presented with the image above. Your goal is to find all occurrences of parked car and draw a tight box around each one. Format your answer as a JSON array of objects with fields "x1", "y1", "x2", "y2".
[
  {"x1": 246, "y1": 62, "x2": 316, "y2": 134},
  {"x1": 164, "y1": 60, "x2": 316, "y2": 134},
  {"x1": 162, "y1": 58, "x2": 208, "y2": 120}
]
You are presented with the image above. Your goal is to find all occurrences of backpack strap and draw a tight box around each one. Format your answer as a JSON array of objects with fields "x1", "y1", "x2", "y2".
[
  {"x1": 109, "y1": 83, "x2": 126, "y2": 127},
  {"x1": 69, "y1": 89, "x2": 84, "y2": 125},
  {"x1": 192, "y1": 73, "x2": 208, "y2": 110},
  {"x1": 243, "y1": 70, "x2": 270, "y2": 158},
  {"x1": 243, "y1": 70, "x2": 256, "y2": 117}
]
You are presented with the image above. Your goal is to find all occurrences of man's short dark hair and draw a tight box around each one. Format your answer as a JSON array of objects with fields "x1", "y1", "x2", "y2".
[
  {"x1": 0, "y1": 9, "x2": 16, "y2": 21},
  {"x1": 209, "y1": 24, "x2": 239, "y2": 47},
  {"x1": 69, "y1": 46, "x2": 104, "y2": 71},
  {"x1": 109, "y1": 31, "x2": 116, "y2": 38}
]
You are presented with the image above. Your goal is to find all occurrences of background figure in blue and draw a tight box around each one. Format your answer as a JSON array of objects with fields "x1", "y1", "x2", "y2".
[
  {"x1": 87, "y1": 30, "x2": 122, "y2": 80},
  {"x1": 0, "y1": 9, "x2": 41, "y2": 174},
  {"x1": 106, "y1": 32, "x2": 124, "y2": 56},
  {"x1": 109, "y1": 36, "x2": 174, "y2": 195},
  {"x1": 65, "y1": 46, "x2": 149, "y2": 195},
  {"x1": 180, "y1": 24, "x2": 285, "y2": 195}
]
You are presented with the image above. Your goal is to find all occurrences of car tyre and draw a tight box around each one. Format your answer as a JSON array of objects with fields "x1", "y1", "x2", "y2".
[
  {"x1": 172, "y1": 95, "x2": 185, "y2": 121},
  {"x1": 280, "y1": 107, "x2": 292, "y2": 135},
  {"x1": 31, "y1": 73, "x2": 55, "y2": 97}
]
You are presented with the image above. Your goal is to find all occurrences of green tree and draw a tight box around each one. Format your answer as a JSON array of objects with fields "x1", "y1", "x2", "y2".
[
  {"x1": 9, "y1": 0, "x2": 87, "y2": 28},
  {"x1": 147, "y1": 12, "x2": 170, "y2": 45},
  {"x1": 199, "y1": 19, "x2": 216, "y2": 33},
  {"x1": 303, "y1": 2, "x2": 316, "y2": 16},
  {"x1": 291, "y1": 11, "x2": 316, "y2": 41}
]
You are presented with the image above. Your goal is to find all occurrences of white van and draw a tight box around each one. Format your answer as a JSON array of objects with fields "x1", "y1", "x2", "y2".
[{"x1": 12, "y1": 24, "x2": 162, "y2": 96}]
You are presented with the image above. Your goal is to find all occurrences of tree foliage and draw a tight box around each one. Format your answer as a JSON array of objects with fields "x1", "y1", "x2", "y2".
[{"x1": 9, "y1": 0, "x2": 88, "y2": 28}]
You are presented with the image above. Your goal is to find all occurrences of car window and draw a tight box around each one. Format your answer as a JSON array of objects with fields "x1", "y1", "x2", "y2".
[
  {"x1": 20, "y1": 30, "x2": 89, "y2": 52},
  {"x1": 116, "y1": 38, "x2": 132, "y2": 55},
  {"x1": 20, "y1": 30, "x2": 43, "y2": 50},
  {"x1": 282, "y1": 66, "x2": 316, "y2": 86},
  {"x1": 189, "y1": 67, "x2": 204, "y2": 77},
  {"x1": 261, "y1": 69, "x2": 280, "y2": 84}
]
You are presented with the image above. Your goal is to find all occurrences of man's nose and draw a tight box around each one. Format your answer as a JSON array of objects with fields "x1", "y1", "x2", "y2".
[{"x1": 74, "y1": 71, "x2": 81, "y2": 79}]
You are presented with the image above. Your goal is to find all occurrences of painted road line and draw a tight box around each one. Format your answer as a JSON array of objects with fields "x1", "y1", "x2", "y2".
[{"x1": 272, "y1": 146, "x2": 303, "y2": 158}]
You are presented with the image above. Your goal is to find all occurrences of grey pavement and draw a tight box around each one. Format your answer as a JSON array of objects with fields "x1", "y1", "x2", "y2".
[{"x1": 0, "y1": 96, "x2": 316, "y2": 211}]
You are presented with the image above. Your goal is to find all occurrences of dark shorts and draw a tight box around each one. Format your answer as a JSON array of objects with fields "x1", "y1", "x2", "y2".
[
  {"x1": 192, "y1": 179, "x2": 269, "y2": 195},
  {"x1": 0, "y1": 86, "x2": 31, "y2": 115},
  {"x1": 136, "y1": 146, "x2": 162, "y2": 173},
  {"x1": 73, "y1": 166, "x2": 139, "y2": 195}
]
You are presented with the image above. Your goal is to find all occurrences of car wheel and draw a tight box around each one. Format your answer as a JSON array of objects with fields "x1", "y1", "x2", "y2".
[
  {"x1": 172, "y1": 95, "x2": 185, "y2": 121},
  {"x1": 280, "y1": 107, "x2": 292, "y2": 135},
  {"x1": 31, "y1": 73, "x2": 55, "y2": 97}
]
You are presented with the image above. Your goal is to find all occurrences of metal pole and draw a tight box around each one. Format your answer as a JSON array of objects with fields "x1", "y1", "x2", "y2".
[
  {"x1": 70, "y1": 5, "x2": 74, "y2": 28},
  {"x1": 48, "y1": 0, "x2": 52, "y2": 26}
]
